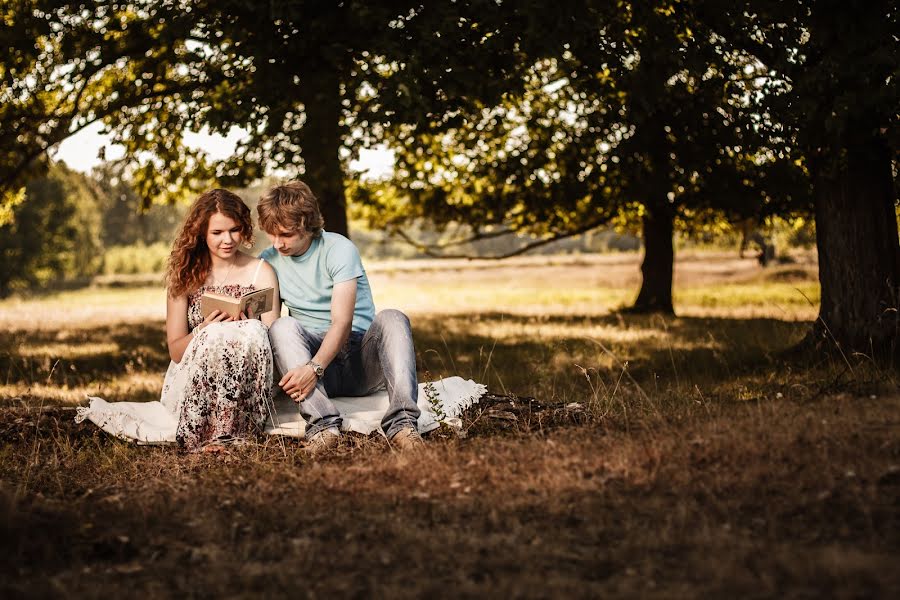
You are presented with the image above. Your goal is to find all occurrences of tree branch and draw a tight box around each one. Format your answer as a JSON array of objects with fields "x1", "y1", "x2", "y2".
[
  {"x1": 404, "y1": 225, "x2": 522, "y2": 249},
  {"x1": 389, "y1": 217, "x2": 611, "y2": 260},
  {"x1": 1, "y1": 81, "x2": 202, "y2": 192}
]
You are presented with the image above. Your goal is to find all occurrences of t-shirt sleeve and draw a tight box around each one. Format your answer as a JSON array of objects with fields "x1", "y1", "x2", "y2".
[
  {"x1": 327, "y1": 238, "x2": 365, "y2": 283},
  {"x1": 259, "y1": 247, "x2": 276, "y2": 264}
]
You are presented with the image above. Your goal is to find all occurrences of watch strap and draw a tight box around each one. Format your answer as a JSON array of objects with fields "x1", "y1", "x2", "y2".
[{"x1": 306, "y1": 360, "x2": 325, "y2": 378}]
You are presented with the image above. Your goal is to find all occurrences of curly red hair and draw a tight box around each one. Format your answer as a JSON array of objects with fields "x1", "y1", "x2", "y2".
[{"x1": 166, "y1": 189, "x2": 254, "y2": 297}]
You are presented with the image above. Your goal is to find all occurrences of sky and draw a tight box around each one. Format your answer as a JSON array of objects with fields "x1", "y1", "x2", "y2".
[{"x1": 53, "y1": 122, "x2": 395, "y2": 180}]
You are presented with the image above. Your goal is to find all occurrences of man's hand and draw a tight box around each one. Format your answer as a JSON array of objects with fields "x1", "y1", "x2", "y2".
[
  {"x1": 278, "y1": 279, "x2": 354, "y2": 402},
  {"x1": 279, "y1": 364, "x2": 319, "y2": 401}
]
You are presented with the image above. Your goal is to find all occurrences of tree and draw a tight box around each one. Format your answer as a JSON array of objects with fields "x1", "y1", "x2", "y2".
[
  {"x1": 0, "y1": 1, "x2": 211, "y2": 216},
  {"x1": 174, "y1": 0, "x2": 529, "y2": 237},
  {"x1": 697, "y1": 0, "x2": 900, "y2": 356},
  {"x1": 2, "y1": 1, "x2": 529, "y2": 239},
  {"x1": 93, "y1": 163, "x2": 184, "y2": 247},
  {"x1": 361, "y1": 1, "x2": 809, "y2": 314},
  {"x1": 0, "y1": 163, "x2": 103, "y2": 296}
]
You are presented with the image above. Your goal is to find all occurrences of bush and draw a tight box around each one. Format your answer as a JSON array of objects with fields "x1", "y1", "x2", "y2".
[{"x1": 102, "y1": 242, "x2": 171, "y2": 275}]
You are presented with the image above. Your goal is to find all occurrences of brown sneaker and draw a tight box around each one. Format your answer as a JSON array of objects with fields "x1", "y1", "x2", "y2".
[
  {"x1": 390, "y1": 427, "x2": 424, "y2": 451},
  {"x1": 302, "y1": 428, "x2": 341, "y2": 457}
]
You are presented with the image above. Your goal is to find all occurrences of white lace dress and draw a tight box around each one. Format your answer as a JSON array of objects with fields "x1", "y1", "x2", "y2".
[{"x1": 160, "y1": 283, "x2": 273, "y2": 450}]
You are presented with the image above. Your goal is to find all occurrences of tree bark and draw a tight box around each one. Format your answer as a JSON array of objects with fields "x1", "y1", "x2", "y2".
[
  {"x1": 808, "y1": 135, "x2": 900, "y2": 359},
  {"x1": 299, "y1": 69, "x2": 349, "y2": 238},
  {"x1": 630, "y1": 203, "x2": 676, "y2": 314}
]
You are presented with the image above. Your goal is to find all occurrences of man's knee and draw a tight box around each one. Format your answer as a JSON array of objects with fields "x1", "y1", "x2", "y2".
[
  {"x1": 268, "y1": 316, "x2": 304, "y2": 348},
  {"x1": 374, "y1": 309, "x2": 411, "y2": 332}
]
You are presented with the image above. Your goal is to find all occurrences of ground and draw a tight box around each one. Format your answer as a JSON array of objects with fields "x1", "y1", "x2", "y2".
[{"x1": 1, "y1": 250, "x2": 898, "y2": 598}]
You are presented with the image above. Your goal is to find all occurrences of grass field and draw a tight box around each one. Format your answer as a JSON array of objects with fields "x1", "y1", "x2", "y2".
[{"x1": 2, "y1": 251, "x2": 898, "y2": 598}]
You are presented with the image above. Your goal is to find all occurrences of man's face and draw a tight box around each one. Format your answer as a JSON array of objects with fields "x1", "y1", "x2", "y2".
[{"x1": 266, "y1": 226, "x2": 314, "y2": 257}]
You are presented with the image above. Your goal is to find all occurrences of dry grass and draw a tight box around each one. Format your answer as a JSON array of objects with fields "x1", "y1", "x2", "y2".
[{"x1": 1, "y1": 250, "x2": 899, "y2": 598}]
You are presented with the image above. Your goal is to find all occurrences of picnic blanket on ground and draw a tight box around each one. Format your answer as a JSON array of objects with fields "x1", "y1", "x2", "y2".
[{"x1": 75, "y1": 376, "x2": 486, "y2": 445}]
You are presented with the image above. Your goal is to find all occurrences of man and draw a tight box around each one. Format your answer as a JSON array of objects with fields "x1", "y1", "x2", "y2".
[{"x1": 258, "y1": 181, "x2": 423, "y2": 453}]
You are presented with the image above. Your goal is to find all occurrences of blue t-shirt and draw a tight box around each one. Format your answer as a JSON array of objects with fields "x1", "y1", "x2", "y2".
[{"x1": 260, "y1": 231, "x2": 375, "y2": 334}]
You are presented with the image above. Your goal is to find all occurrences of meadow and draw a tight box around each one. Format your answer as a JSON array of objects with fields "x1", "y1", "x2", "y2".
[{"x1": 1, "y1": 250, "x2": 898, "y2": 598}]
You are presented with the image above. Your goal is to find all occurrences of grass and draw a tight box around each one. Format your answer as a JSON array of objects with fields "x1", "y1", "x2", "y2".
[{"x1": 1, "y1": 250, "x2": 898, "y2": 598}]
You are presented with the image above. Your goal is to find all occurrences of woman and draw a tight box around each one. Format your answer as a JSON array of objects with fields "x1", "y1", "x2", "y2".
[{"x1": 162, "y1": 188, "x2": 281, "y2": 451}]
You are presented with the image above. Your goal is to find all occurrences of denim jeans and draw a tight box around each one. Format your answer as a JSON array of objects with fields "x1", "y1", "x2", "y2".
[{"x1": 268, "y1": 309, "x2": 420, "y2": 439}]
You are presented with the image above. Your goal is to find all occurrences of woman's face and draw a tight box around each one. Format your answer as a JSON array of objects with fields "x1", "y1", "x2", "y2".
[{"x1": 205, "y1": 212, "x2": 242, "y2": 260}]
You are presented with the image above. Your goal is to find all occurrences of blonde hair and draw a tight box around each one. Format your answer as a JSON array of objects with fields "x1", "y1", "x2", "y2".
[{"x1": 257, "y1": 180, "x2": 324, "y2": 237}]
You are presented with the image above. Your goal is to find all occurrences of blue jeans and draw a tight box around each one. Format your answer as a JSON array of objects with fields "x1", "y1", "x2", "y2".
[{"x1": 268, "y1": 309, "x2": 420, "y2": 439}]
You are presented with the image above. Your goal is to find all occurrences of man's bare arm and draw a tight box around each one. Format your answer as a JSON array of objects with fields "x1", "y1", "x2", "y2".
[{"x1": 278, "y1": 279, "x2": 357, "y2": 398}]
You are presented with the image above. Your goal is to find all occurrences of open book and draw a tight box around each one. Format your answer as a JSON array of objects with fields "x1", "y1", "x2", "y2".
[{"x1": 200, "y1": 287, "x2": 275, "y2": 320}]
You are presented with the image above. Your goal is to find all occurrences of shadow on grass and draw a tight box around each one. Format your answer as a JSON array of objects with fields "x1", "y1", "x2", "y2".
[
  {"x1": 4, "y1": 312, "x2": 871, "y2": 411},
  {"x1": 412, "y1": 311, "x2": 812, "y2": 398},
  {"x1": 1, "y1": 393, "x2": 898, "y2": 598},
  {"x1": 0, "y1": 321, "x2": 170, "y2": 389}
]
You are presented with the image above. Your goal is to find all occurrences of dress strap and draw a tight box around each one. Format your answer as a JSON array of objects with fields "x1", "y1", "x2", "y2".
[{"x1": 251, "y1": 259, "x2": 265, "y2": 285}]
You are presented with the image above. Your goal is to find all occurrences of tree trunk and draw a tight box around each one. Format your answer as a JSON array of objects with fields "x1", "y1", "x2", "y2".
[
  {"x1": 299, "y1": 69, "x2": 349, "y2": 238},
  {"x1": 808, "y1": 135, "x2": 900, "y2": 359},
  {"x1": 630, "y1": 204, "x2": 675, "y2": 314}
]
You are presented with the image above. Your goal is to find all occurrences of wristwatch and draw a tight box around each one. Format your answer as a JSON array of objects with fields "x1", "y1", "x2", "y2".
[{"x1": 306, "y1": 360, "x2": 325, "y2": 378}]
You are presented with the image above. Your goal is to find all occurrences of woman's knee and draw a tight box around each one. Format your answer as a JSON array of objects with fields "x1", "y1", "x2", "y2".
[{"x1": 244, "y1": 318, "x2": 268, "y2": 336}]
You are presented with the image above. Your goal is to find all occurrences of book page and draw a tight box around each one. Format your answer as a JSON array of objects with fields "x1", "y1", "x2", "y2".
[{"x1": 240, "y1": 287, "x2": 274, "y2": 319}]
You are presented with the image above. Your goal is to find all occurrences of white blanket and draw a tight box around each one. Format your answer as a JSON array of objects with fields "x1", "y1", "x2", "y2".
[{"x1": 75, "y1": 376, "x2": 486, "y2": 445}]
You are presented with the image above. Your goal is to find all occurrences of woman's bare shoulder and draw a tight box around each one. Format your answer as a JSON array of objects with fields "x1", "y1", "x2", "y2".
[
  {"x1": 256, "y1": 260, "x2": 278, "y2": 284},
  {"x1": 232, "y1": 252, "x2": 268, "y2": 285}
]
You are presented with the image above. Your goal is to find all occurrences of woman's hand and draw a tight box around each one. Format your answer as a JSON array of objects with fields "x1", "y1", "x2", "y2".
[{"x1": 196, "y1": 309, "x2": 234, "y2": 332}]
